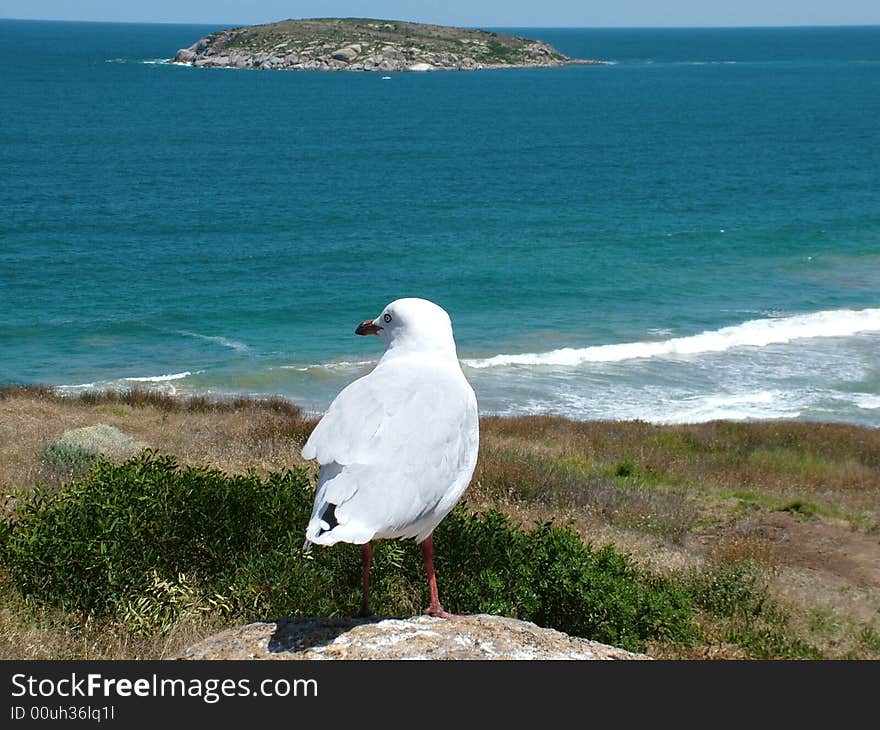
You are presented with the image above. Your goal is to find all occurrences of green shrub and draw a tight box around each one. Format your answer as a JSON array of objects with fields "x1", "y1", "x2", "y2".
[
  {"x1": 40, "y1": 441, "x2": 99, "y2": 471},
  {"x1": 0, "y1": 451, "x2": 698, "y2": 650},
  {"x1": 682, "y1": 560, "x2": 768, "y2": 618},
  {"x1": 674, "y1": 561, "x2": 822, "y2": 658},
  {"x1": 1, "y1": 452, "x2": 326, "y2": 621},
  {"x1": 39, "y1": 441, "x2": 100, "y2": 482},
  {"x1": 431, "y1": 510, "x2": 697, "y2": 650},
  {"x1": 614, "y1": 459, "x2": 636, "y2": 478},
  {"x1": 722, "y1": 606, "x2": 823, "y2": 659}
]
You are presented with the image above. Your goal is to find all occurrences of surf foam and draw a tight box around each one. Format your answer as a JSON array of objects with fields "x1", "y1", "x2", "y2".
[
  {"x1": 852, "y1": 393, "x2": 880, "y2": 410},
  {"x1": 279, "y1": 359, "x2": 376, "y2": 373},
  {"x1": 463, "y1": 307, "x2": 880, "y2": 369},
  {"x1": 123, "y1": 371, "x2": 194, "y2": 383},
  {"x1": 55, "y1": 371, "x2": 201, "y2": 397}
]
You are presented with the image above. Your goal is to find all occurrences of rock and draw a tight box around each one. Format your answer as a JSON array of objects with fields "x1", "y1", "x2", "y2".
[
  {"x1": 408, "y1": 62, "x2": 435, "y2": 72},
  {"x1": 436, "y1": 53, "x2": 459, "y2": 67},
  {"x1": 331, "y1": 46, "x2": 359, "y2": 62},
  {"x1": 259, "y1": 55, "x2": 282, "y2": 69},
  {"x1": 51, "y1": 424, "x2": 147, "y2": 461},
  {"x1": 529, "y1": 42, "x2": 553, "y2": 57},
  {"x1": 174, "y1": 48, "x2": 196, "y2": 63},
  {"x1": 177, "y1": 614, "x2": 650, "y2": 660},
  {"x1": 199, "y1": 55, "x2": 229, "y2": 67}
]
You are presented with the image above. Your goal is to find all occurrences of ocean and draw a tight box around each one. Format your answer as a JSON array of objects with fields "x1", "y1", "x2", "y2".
[{"x1": 2, "y1": 20, "x2": 879, "y2": 425}]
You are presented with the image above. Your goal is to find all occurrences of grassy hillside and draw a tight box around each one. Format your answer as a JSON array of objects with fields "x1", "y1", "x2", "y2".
[{"x1": 1, "y1": 386, "x2": 878, "y2": 659}]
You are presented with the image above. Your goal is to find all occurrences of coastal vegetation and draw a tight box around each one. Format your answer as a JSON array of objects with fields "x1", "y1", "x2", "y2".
[{"x1": 0, "y1": 386, "x2": 878, "y2": 659}]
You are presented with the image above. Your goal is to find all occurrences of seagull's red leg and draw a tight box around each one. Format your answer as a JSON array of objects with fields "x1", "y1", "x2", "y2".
[
  {"x1": 357, "y1": 542, "x2": 373, "y2": 618},
  {"x1": 420, "y1": 534, "x2": 455, "y2": 619}
]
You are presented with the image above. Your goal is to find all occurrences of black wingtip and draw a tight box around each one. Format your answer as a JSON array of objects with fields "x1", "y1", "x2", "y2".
[{"x1": 318, "y1": 503, "x2": 339, "y2": 535}]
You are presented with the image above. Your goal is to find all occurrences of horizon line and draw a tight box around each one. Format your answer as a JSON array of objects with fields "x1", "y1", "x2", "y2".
[{"x1": 2, "y1": 17, "x2": 880, "y2": 30}]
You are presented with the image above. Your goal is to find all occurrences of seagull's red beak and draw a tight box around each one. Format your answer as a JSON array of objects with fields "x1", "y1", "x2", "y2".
[{"x1": 355, "y1": 319, "x2": 382, "y2": 336}]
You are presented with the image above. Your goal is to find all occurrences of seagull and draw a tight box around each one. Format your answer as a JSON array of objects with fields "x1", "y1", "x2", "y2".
[{"x1": 302, "y1": 298, "x2": 479, "y2": 618}]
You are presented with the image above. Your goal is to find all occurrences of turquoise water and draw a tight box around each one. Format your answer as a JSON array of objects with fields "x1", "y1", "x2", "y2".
[{"x1": 2, "y1": 20, "x2": 879, "y2": 424}]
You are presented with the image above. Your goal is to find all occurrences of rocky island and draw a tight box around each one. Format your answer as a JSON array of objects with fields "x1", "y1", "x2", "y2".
[{"x1": 171, "y1": 17, "x2": 604, "y2": 72}]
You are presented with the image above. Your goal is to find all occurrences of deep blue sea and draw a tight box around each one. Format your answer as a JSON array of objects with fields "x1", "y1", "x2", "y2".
[{"x1": 2, "y1": 20, "x2": 879, "y2": 424}]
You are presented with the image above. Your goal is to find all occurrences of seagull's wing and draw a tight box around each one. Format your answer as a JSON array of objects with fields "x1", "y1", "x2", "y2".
[
  {"x1": 302, "y1": 356, "x2": 478, "y2": 545},
  {"x1": 301, "y1": 366, "x2": 388, "y2": 467}
]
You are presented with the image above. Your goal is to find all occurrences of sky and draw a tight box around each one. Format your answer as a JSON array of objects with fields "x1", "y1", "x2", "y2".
[{"x1": 2, "y1": 0, "x2": 879, "y2": 27}]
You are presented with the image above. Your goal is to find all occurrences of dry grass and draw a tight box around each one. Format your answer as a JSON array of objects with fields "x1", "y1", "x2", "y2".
[
  {"x1": 476, "y1": 415, "x2": 880, "y2": 531},
  {"x1": 1, "y1": 387, "x2": 879, "y2": 659},
  {"x1": 0, "y1": 386, "x2": 317, "y2": 497}
]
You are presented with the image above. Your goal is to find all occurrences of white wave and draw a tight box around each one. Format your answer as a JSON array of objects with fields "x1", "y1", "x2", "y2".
[
  {"x1": 178, "y1": 331, "x2": 250, "y2": 352},
  {"x1": 653, "y1": 390, "x2": 802, "y2": 425},
  {"x1": 123, "y1": 371, "x2": 194, "y2": 383},
  {"x1": 55, "y1": 371, "x2": 201, "y2": 398},
  {"x1": 55, "y1": 382, "x2": 97, "y2": 392},
  {"x1": 476, "y1": 386, "x2": 808, "y2": 425},
  {"x1": 463, "y1": 307, "x2": 880, "y2": 369},
  {"x1": 105, "y1": 58, "x2": 169, "y2": 65},
  {"x1": 851, "y1": 393, "x2": 880, "y2": 410},
  {"x1": 278, "y1": 359, "x2": 376, "y2": 372}
]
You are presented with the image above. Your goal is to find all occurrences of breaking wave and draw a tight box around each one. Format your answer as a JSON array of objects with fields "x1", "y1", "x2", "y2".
[
  {"x1": 56, "y1": 371, "x2": 202, "y2": 397},
  {"x1": 122, "y1": 371, "x2": 194, "y2": 383},
  {"x1": 463, "y1": 308, "x2": 880, "y2": 369}
]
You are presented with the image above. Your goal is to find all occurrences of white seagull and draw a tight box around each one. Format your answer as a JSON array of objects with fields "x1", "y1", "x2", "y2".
[{"x1": 302, "y1": 298, "x2": 479, "y2": 618}]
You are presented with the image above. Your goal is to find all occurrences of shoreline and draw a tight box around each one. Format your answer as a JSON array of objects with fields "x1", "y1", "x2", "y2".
[
  {"x1": 14, "y1": 307, "x2": 880, "y2": 429},
  {"x1": 167, "y1": 57, "x2": 608, "y2": 72},
  {"x1": 21, "y1": 380, "x2": 880, "y2": 430},
  {"x1": 3, "y1": 381, "x2": 880, "y2": 432}
]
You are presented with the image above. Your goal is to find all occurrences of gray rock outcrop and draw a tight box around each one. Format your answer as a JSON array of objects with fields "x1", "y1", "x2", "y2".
[
  {"x1": 331, "y1": 46, "x2": 360, "y2": 62},
  {"x1": 178, "y1": 614, "x2": 650, "y2": 660}
]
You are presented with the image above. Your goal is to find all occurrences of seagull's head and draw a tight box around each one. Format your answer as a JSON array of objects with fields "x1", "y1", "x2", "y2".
[{"x1": 355, "y1": 298, "x2": 457, "y2": 355}]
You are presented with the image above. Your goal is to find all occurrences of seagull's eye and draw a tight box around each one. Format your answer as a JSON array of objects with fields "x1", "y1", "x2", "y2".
[{"x1": 383, "y1": 313, "x2": 392, "y2": 323}]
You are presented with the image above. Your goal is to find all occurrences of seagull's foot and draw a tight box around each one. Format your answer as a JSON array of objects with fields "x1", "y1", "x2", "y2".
[{"x1": 425, "y1": 605, "x2": 456, "y2": 620}]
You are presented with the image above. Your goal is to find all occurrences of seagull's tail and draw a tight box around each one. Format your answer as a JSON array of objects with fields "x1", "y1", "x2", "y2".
[{"x1": 305, "y1": 520, "x2": 374, "y2": 546}]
